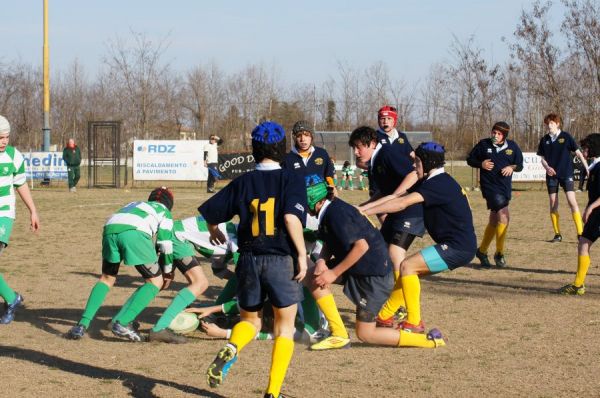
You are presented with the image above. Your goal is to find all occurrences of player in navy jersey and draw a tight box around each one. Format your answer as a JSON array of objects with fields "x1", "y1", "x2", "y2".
[
  {"x1": 559, "y1": 133, "x2": 600, "y2": 295},
  {"x1": 349, "y1": 126, "x2": 423, "y2": 328},
  {"x1": 376, "y1": 105, "x2": 414, "y2": 157},
  {"x1": 537, "y1": 113, "x2": 589, "y2": 242},
  {"x1": 282, "y1": 120, "x2": 337, "y2": 195},
  {"x1": 304, "y1": 175, "x2": 445, "y2": 350},
  {"x1": 199, "y1": 121, "x2": 307, "y2": 398},
  {"x1": 360, "y1": 142, "x2": 476, "y2": 334},
  {"x1": 467, "y1": 122, "x2": 523, "y2": 267}
]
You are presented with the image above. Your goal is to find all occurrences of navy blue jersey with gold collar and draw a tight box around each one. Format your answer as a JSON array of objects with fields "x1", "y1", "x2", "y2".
[
  {"x1": 536, "y1": 131, "x2": 578, "y2": 178},
  {"x1": 198, "y1": 166, "x2": 307, "y2": 256},
  {"x1": 318, "y1": 199, "x2": 391, "y2": 276},
  {"x1": 413, "y1": 172, "x2": 477, "y2": 251},
  {"x1": 467, "y1": 138, "x2": 524, "y2": 198},
  {"x1": 376, "y1": 130, "x2": 413, "y2": 157},
  {"x1": 282, "y1": 146, "x2": 335, "y2": 181}
]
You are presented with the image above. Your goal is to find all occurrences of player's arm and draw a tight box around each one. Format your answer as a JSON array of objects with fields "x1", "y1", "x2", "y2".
[
  {"x1": 583, "y1": 197, "x2": 600, "y2": 223},
  {"x1": 466, "y1": 144, "x2": 483, "y2": 169},
  {"x1": 361, "y1": 191, "x2": 424, "y2": 216},
  {"x1": 539, "y1": 156, "x2": 556, "y2": 176},
  {"x1": 391, "y1": 170, "x2": 418, "y2": 196},
  {"x1": 575, "y1": 149, "x2": 590, "y2": 176},
  {"x1": 284, "y1": 213, "x2": 307, "y2": 282},
  {"x1": 15, "y1": 184, "x2": 39, "y2": 232},
  {"x1": 314, "y1": 238, "x2": 369, "y2": 288}
]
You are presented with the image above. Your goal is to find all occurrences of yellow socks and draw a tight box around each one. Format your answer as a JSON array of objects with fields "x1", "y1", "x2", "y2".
[
  {"x1": 229, "y1": 320, "x2": 257, "y2": 353},
  {"x1": 402, "y1": 275, "x2": 421, "y2": 325},
  {"x1": 575, "y1": 255, "x2": 590, "y2": 287},
  {"x1": 479, "y1": 223, "x2": 496, "y2": 253},
  {"x1": 495, "y1": 223, "x2": 508, "y2": 254},
  {"x1": 572, "y1": 212, "x2": 583, "y2": 236},
  {"x1": 266, "y1": 336, "x2": 294, "y2": 397},
  {"x1": 397, "y1": 330, "x2": 437, "y2": 348},
  {"x1": 551, "y1": 212, "x2": 560, "y2": 234},
  {"x1": 377, "y1": 275, "x2": 405, "y2": 320},
  {"x1": 316, "y1": 294, "x2": 349, "y2": 338}
]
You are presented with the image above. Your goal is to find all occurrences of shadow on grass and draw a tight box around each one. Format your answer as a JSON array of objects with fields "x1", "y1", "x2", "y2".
[
  {"x1": 0, "y1": 344, "x2": 223, "y2": 398},
  {"x1": 462, "y1": 262, "x2": 599, "y2": 276}
]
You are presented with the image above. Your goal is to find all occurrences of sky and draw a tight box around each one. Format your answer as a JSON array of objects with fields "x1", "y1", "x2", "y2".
[{"x1": 2, "y1": 1, "x2": 568, "y2": 87}]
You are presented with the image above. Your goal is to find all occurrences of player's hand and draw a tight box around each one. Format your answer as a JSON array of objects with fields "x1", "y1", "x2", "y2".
[
  {"x1": 162, "y1": 271, "x2": 175, "y2": 290},
  {"x1": 314, "y1": 269, "x2": 336, "y2": 289},
  {"x1": 546, "y1": 167, "x2": 556, "y2": 176},
  {"x1": 30, "y1": 210, "x2": 40, "y2": 232},
  {"x1": 209, "y1": 229, "x2": 227, "y2": 246},
  {"x1": 482, "y1": 159, "x2": 494, "y2": 171},
  {"x1": 186, "y1": 306, "x2": 217, "y2": 318},
  {"x1": 500, "y1": 166, "x2": 514, "y2": 177},
  {"x1": 313, "y1": 259, "x2": 328, "y2": 276},
  {"x1": 294, "y1": 255, "x2": 307, "y2": 282}
]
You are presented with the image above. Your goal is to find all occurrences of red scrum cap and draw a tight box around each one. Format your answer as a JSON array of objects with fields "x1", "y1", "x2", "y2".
[{"x1": 378, "y1": 106, "x2": 398, "y2": 125}]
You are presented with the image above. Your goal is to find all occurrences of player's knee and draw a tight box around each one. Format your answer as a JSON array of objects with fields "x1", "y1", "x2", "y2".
[{"x1": 0, "y1": 242, "x2": 6, "y2": 256}]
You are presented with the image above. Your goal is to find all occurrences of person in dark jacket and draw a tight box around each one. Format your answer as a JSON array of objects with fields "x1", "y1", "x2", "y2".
[{"x1": 62, "y1": 138, "x2": 81, "y2": 192}]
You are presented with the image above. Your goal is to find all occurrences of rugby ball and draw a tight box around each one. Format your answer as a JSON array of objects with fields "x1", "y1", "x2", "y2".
[{"x1": 168, "y1": 312, "x2": 200, "y2": 335}]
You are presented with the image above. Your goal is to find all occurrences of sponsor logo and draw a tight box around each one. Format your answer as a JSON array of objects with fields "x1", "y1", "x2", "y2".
[
  {"x1": 295, "y1": 203, "x2": 305, "y2": 212},
  {"x1": 315, "y1": 157, "x2": 323, "y2": 166},
  {"x1": 403, "y1": 221, "x2": 411, "y2": 228},
  {"x1": 487, "y1": 148, "x2": 493, "y2": 153},
  {"x1": 137, "y1": 144, "x2": 176, "y2": 153},
  {"x1": 294, "y1": 162, "x2": 301, "y2": 169},
  {"x1": 359, "y1": 298, "x2": 368, "y2": 307},
  {"x1": 441, "y1": 244, "x2": 448, "y2": 250}
]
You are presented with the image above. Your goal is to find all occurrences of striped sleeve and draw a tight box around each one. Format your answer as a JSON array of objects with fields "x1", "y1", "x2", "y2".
[
  {"x1": 12, "y1": 149, "x2": 26, "y2": 187},
  {"x1": 156, "y1": 210, "x2": 174, "y2": 273}
]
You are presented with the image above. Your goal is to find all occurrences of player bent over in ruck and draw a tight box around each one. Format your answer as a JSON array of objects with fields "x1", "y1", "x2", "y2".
[
  {"x1": 305, "y1": 174, "x2": 445, "y2": 351},
  {"x1": 66, "y1": 187, "x2": 175, "y2": 341},
  {"x1": 360, "y1": 142, "x2": 476, "y2": 337},
  {"x1": 200, "y1": 121, "x2": 307, "y2": 398}
]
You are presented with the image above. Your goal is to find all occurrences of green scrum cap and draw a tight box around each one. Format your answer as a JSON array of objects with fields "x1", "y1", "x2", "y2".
[{"x1": 305, "y1": 174, "x2": 328, "y2": 211}]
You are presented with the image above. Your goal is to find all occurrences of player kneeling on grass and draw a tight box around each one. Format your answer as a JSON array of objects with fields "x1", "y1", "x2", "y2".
[
  {"x1": 0, "y1": 115, "x2": 40, "y2": 324},
  {"x1": 359, "y1": 142, "x2": 476, "y2": 335},
  {"x1": 66, "y1": 187, "x2": 175, "y2": 341},
  {"x1": 305, "y1": 174, "x2": 445, "y2": 350},
  {"x1": 200, "y1": 121, "x2": 308, "y2": 398},
  {"x1": 559, "y1": 133, "x2": 600, "y2": 296}
]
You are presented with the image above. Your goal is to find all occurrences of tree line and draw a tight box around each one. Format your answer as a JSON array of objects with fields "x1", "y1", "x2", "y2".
[{"x1": 0, "y1": 0, "x2": 597, "y2": 157}]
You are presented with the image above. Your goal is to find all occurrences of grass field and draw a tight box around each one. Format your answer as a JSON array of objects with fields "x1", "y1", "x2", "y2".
[{"x1": 1, "y1": 168, "x2": 599, "y2": 397}]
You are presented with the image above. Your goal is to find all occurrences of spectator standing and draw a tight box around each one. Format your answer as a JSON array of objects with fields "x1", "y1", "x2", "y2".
[
  {"x1": 205, "y1": 135, "x2": 223, "y2": 193},
  {"x1": 62, "y1": 138, "x2": 81, "y2": 193}
]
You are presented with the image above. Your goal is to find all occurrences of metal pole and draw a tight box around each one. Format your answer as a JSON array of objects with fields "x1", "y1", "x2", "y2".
[{"x1": 42, "y1": 0, "x2": 51, "y2": 151}]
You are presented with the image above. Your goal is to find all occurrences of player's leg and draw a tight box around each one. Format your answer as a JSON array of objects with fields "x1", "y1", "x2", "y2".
[
  {"x1": 547, "y1": 178, "x2": 562, "y2": 240},
  {"x1": 565, "y1": 183, "x2": 583, "y2": 236},
  {"x1": 266, "y1": 303, "x2": 297, "y2": 397},
  {"x1": 376, "y1": 231, "x2": 417, "y2": 326},
  {"x1": 150, "y1": 256, "x2": 208, "y2": 343},
  {"x1": 399, "y1": 251, "x2": 434, "y2": 333},
  {"x1": 73, "y1": 166, "x2": 81, "y2": 188},
  {"x1": 305, "y1": 265, "x2": 349, "y2": 349},
  {"x1": 494, "y1": 206, "x2": 510, "y2": 266},
  {"x1": 0, "y1": 218, "x2": 24, "y2": 325},
  {"x1": 476, "y1": 209, "x2": 497, "y2": 267},
  {"x1": 67, "y1": 232, "x2": 122, "y2": 338}
]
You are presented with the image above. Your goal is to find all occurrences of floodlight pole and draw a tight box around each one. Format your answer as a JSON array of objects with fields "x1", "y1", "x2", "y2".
[{"x1": 42, "y1": 0, "x2": 51, "y2": 151}]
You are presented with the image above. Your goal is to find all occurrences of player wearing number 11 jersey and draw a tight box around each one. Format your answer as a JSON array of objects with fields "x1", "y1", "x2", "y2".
[{"x1": 199, "y1": 121, "x2": 308, "y2": 398}]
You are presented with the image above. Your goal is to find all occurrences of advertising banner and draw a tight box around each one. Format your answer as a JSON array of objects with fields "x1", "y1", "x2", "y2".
[
  {"x1": 218, "y1": 153, "x2": 255, "y2": 179},
  {"x1": 133, "y1": 140, "x2": 208, "y2": 181},
  {"x1": 512, "y1": 152, "x2": 546, "y2": 182},
  {"x1": 22, "y1": 152, "x2": 67, "y2": 180}
]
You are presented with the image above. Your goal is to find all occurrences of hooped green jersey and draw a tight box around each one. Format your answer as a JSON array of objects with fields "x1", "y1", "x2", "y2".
[
  {"x1": 104, "y1": 201, "x2": 174, "y2": 270},
  {"x1": 0, "y1": 146, "x2": 27, "y2": 219}
]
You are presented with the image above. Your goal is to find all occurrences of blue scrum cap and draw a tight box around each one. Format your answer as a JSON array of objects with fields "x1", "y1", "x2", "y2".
[
  {"x1": 251, "y1": 121, "x2": 286, "y2": 144},
  {"x1": 417, "y1": 141, "x2": 445, "y2": 153}
]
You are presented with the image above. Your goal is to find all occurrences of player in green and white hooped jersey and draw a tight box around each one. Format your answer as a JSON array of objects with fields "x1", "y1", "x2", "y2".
[
  {"x1": 66, "y1": 187, "x2": 174, "y2": 341},
  {"x1": 0, "y1": 115, "x2": 40, "y2": 324},
  {"x1": 145, "y1": 216, "x2": 239, "y2": 343}
]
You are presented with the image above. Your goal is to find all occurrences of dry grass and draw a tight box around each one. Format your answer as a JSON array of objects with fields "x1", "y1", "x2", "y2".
[{"x1": 1, "y1": 170, "x2": 599, "y2": 397}]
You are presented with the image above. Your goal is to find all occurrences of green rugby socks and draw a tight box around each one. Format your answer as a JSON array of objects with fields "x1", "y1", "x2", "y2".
[
  {"x1": 152, "y1": 287, "x2": 196, "y2": 332},
  {"x1": 114, "y1": 283, "x2": 159, "y2": 325},
  {"x1": 0, "y1": 274, "x2": 17, "y2": 305},
  {"x1": 79, "y1": 281, "x2": 110, "y2": 328}
]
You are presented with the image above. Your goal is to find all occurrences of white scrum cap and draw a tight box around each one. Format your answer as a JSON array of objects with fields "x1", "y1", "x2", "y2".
[{"x1": 0, "y1": 115, "x2": 10, "y2": 134}]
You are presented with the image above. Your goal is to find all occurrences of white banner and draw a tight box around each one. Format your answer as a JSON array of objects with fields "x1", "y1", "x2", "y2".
[
  {"x1": 512, "y1": 152, "x2": 546, "y2": 182},
  {"x1": 133, "y1": 140, "x2": 208, "y2": 181},
  {"x1": 23, "y1": 151, "x2": 68, "y2": 180}
]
